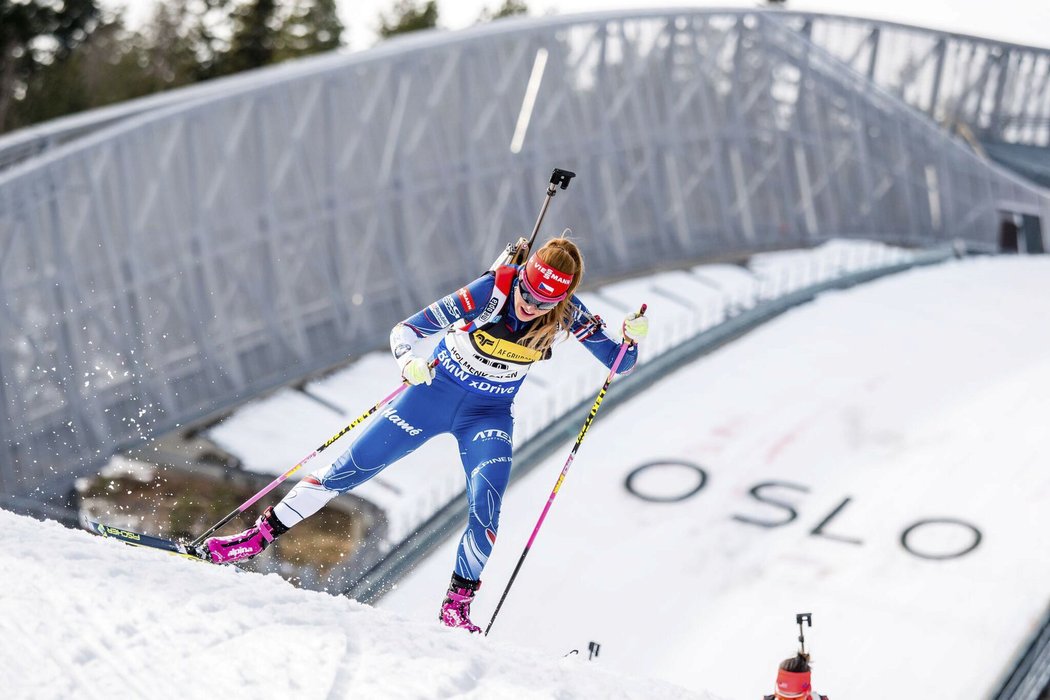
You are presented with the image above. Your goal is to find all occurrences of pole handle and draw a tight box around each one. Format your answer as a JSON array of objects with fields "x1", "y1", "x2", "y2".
[{"x1": 624, "y1": 303, "x2": 647, "y2": 348}]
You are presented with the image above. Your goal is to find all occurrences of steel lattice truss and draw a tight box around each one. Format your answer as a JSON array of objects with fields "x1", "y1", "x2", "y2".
[
  {"x1": 783, "y1": 12, "x2": 1050, "y2": 146},
  {"x1": 1, "y1": 10, "x2": 1048, "y2": 503}
]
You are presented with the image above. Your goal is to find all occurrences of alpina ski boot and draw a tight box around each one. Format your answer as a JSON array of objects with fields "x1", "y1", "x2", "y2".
[
  {"x1": 202, "y1": 506, "x2": 289, "y2": 564},
  {"x1": 439, "y1": 573, "x2": 482, "y2": 633}
]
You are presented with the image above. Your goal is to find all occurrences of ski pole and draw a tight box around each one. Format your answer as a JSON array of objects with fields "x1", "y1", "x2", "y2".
[
  {"x1": 190, "y1": 374, "x2": 421, "y2": 548},
  {"x1": 485, "y1": 304, "x2": 646, "y2": 636}
]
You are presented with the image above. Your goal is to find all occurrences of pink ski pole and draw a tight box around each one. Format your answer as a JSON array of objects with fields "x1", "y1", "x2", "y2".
[
  {"x1": 190, "y1": 374, "x2": 420, "y2": 548},
  {"x1": 485, "y1": 304, "x2": 646, "y2": 635}
]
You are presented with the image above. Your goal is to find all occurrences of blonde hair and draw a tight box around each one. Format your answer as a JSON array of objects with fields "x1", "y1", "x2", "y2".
[
  {"x1": 780, "y1": 653, "x2": 811, "y2": 673},
  {"x1": 519, "y1": 237, "x2": 584, "y2": 352}
]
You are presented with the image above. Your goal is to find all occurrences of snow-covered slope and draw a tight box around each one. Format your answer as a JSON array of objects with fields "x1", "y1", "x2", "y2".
[
  {"x1": 0, "y1": 508, "x2": 709, "y2": 699},
  {"x1": 383, "y1": 256, "x2": 1050, "y2": 700},
  {"x1": 6, "y1": 254, "x2": 1049, "y2": 700}
]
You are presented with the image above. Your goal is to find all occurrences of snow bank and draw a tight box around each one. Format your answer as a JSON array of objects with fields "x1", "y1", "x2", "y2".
[{"x1": 0, "y1": 508, "x2": 709, "y2": 699}]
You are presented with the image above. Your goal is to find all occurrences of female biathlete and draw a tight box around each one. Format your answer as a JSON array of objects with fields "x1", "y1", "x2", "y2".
[{"x1": 202, "y1": 237, "x2": 649, "y2": 632}]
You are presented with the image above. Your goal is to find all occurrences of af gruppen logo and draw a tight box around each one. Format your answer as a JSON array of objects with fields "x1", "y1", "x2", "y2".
[{"x1": 623, "y1": 460, "x2": 982, "y2": 561}]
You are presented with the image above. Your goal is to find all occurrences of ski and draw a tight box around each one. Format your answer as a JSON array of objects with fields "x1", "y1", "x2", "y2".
[{"x1": 89, "y1": 521, "x2": 209, "y2": 563}]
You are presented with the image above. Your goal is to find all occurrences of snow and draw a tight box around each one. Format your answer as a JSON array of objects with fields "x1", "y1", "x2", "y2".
[
  {"x1": 0, "y1": 509, "x2": 707, "y2": 699},
  {"x1": 381, "y1": 255, "x2": 1050, "y2": 700},
  {"x1": 4, "y1": 248, "x2": 1048, "y2": 698}
]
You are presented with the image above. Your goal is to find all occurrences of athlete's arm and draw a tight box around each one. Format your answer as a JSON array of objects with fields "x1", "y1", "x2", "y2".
[
  {"x1": 567, "y1": 296, "x2": 639, "y2": 375},
  {"x1": 389, "y1": 274, "x2": 496, "y2": 361}
]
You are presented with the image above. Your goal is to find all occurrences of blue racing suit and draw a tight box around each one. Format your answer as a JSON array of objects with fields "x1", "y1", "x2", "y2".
[{"x1": 314, "y1": 265, "x2": 637, "y2": 581}]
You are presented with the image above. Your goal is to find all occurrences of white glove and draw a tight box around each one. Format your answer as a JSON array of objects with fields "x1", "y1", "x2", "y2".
[
  {"x1": 622, "y1": 312, "x2": 649, "y2": 344},
  {"x1": 399, "y1": 356, "x2": 435, "y2": 386}
]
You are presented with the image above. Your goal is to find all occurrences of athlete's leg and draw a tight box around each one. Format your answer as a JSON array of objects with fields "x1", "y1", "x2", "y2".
[
  {"x1": 205, "y1": 381, "x2": 454, "y2": 563},
  {"x1": 276, "y1": 381, "x2": 452, "y2": 526},
  {"x1": 438, "y1": 402, "x2": 514, "y2": 631},
  {"x1": 450, "y1": 407, "x2": 514, "y2": 582}
]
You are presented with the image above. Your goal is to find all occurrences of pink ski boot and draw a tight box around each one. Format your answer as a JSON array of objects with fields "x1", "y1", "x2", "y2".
[
  {"x1": 439, "y1": 574, "x2": 482, "y2": 633},
  {"x1": 203, "y1": 506, "x2": 289, "y2": 564}
]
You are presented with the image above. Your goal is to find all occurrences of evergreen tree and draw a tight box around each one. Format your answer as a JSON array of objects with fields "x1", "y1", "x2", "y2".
[
  {"x1": 10, "y1": 15, "x2": 147, "y2": 128},
  {"x1": 278, "y1": 0, "x2": 344, "y2": 59},
  {"x1": 477, "y1": 0, "x2": 528, "y2": 23},
  {"x1": 143, "y1": 0, "x2": 229, "y2": 86},
  {"x1": 224, "y1": 0, "x2": 279, "y2": 74},
  {"x1": 221, "y1": 0, "x2": 345, "y2": 74},
  {"x1": 377, "y1": 0, "x2": 438, "y2": 40},
  {"x1": 3, "y1": 0, "x2": 346, "y2": 133},
  {"x1": 0, "y1": 0, "x2": 101, "y2": 132}
]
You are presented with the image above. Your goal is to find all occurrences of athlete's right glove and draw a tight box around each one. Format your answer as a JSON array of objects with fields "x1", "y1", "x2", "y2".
[{"x1": 398, "y1": 355, "x2": 435, "y2": 386}]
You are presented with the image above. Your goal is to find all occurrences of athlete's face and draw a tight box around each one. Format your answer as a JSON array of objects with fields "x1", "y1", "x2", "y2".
[{"x1": 514, "y1": 286, "x2": 557, "y2": 321}]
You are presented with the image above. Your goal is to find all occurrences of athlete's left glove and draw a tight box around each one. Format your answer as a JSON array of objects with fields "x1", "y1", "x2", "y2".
[
  {"x1": 398, "y1": 355, "x2": 435, "y2": 386},
  {"x1": 622, "y1": 312, "x2": 649, "y2": 344}
]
